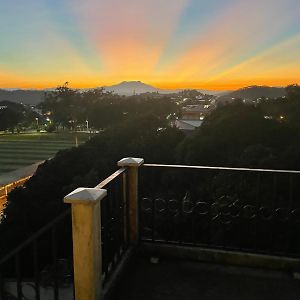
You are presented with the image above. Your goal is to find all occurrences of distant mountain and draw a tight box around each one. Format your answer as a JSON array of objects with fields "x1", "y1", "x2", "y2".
[
  {"x1": 104, "y1": 81, "x2": 158, "y2": 95},
  {"x1": 0, "y1": 84, "x2": 288, "y2": 104},
  {"x1": 103, "y1": 81, "x2": 221, "y2": 96},
  {"x1": 222, "y1": 86, "x2": 286, "y2": 100},
  {"x1": 0, "y1": 89, "x2": 45, "y2": 105}
]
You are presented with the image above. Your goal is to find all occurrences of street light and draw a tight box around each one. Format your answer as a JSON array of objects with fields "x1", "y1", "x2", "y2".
[
  {"x1": 86, "y1": 120, "x2": 89, "y2": 132},
  {"x1": 35, "y1": 117, "x2": 39, "y2": 128}
]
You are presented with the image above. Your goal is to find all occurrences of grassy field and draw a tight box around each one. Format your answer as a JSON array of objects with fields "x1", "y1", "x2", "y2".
[{"x1": 0, "y1": 132, "x2": 92, "y2": 176}]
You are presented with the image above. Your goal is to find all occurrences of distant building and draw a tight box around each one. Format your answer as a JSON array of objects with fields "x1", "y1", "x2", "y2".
[
  {"x1": 175, "y1": 119, "x2": 203, "y2": 131},
  {"x1": 174, "y1": 104, "x2": 214, "y2": 132},
  {"x1": 181, "y1": 104, "x2": 213, "y2": 120},
  {"x1": 215, "y1": 96, "x2": 238, "y2": 106}
]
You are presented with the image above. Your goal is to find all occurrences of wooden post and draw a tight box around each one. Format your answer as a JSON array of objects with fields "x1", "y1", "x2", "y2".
[
  {"x1": 118, "y1": 157, "x2": 144, "y2": 243},
  {"x1": 64, "y1": 187, "x2": 107, "y2": 300}
]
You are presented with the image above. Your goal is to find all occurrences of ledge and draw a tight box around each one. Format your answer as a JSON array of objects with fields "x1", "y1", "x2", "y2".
[{"x1": 140, "y1": 242, "x2": 300, "y2": 271}]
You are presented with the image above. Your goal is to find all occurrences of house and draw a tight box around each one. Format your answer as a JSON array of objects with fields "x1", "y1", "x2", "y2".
[
  {"x1": 181, "y1": 104, "x2": 213, "y2": 120},
  {"x1": 175, "y1": 119, "x2": 203, "y2": 131},
  {"x1": 175, "y1": 104, "x2": 213, "y2": 131}
]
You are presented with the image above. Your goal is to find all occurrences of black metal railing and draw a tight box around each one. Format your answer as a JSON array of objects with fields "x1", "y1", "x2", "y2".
[
  {"x1": 0, "y1": 209, "x2": 73, "y2": 300},
  {"x1": 0, "y1": 167, "x2": 130, "y2": 299},
  {"x1": 96, "y1": 168, "x2": 129, "y2": 286},
  {"x1": 139, "y1": 164, "x2": 300, "y2": 258}
]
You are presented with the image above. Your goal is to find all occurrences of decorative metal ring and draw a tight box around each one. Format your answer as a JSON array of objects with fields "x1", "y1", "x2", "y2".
[
  {"x1": 259, "y1": 207, "x2": 273, "y2": 221},
  {"x1": 211, "y1": 202, "x2": 220, "y2": 219},
  {"x1": 141, "y1": 197, "x2": 153, "y2": 212},
  {"x1": 228, "y1": 203, "x2": 240, "y2": 218},
  {"x1": 194, "y1": 201, "x2": 209, "y2": 215},
  {"x1": 242, "y1": 205, "x2": 256, "y2": 219},
  {"x1": 155, "y1": 198, "x2": 166, "y2": 213},
  {"x1": 220, "y1": 205, "x2": 231, "y2": 216},
  {"x1": 274, "y1": 208, "x2": 289, "y2": 222},
  {"x1": 168, "y1": 199, "x2": 179, "y2": 215},
  {"x1": 291, "y1": 209, "x2": 300, "y2": 223},
  {"x1": 182, "y1": 200, "x2": 194, "y2": 214},
  {"x1": 220, "y1": 216, "x2": 232, "y2": 225}
]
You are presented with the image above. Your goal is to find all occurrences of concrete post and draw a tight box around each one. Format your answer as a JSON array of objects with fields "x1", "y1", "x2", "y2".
[
  {"x1": 118, "y1": 157, "x2": 144, "y2": 243},
  {"x1": 64, "y1": 187, "x2": 107, "y2": 300}
]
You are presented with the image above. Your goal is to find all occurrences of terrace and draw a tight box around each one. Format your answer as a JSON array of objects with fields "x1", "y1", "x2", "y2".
[{"x1": 1, "y1": 158, "x2": 300, "y2": 300}]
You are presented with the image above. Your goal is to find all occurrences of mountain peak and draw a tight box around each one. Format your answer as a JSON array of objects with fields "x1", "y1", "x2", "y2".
[{"x1": 104, "y1": 81, "x2": 158, "y2": 95}]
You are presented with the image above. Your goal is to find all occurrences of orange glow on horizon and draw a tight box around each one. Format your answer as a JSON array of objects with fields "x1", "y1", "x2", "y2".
[
  {"x1": 1, "y1": 77, "x2": 298, "y2": 92},
  {"x1": 1, "y1": 0, "x2": 299, "y2": 92}
]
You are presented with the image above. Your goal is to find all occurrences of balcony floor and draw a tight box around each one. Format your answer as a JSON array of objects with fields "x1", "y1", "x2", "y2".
[{"x1": 113, "y1": 255, "x2": 300, "y2": 300}]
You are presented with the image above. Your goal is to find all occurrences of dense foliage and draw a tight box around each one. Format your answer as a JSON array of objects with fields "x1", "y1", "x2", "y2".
[
  {"x1": 0, "y1": 101, "x2": 38, "y2": 132},
  {"x1": 41, "y1": 85, "x2": 180, "y2": 130}
]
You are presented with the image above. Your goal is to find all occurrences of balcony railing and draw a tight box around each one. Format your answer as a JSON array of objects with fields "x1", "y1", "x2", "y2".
[
  {"x1": 1, "y1": 158, "x2": 300, "y2": 300},
  {"x1": 95, "y1": 167, "x2": 129, "y2": 285},
  {"x1": 139, "y1": 164, "x2": 300, "y2": 258},
  {"x1": 0, "y1": 209, "x2": 73, "y2": 300}
]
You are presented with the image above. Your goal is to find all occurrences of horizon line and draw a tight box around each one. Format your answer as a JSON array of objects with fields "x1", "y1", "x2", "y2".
[{"x1": 0, "y1": 81, "x2": 296, "y2": 92}]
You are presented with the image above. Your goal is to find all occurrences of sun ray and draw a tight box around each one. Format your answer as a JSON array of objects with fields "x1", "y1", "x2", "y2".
[{"x1": 0, "y1": 0, "x2": 299, "y2": 89}]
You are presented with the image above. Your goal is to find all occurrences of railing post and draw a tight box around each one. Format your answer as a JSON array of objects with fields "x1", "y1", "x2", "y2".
[
  {"x1": 118, "y1": 157, "x2": 144, "y2": 244},
  {"x1": 64, "y1": 187, "x2": 107, "y2": 300}
]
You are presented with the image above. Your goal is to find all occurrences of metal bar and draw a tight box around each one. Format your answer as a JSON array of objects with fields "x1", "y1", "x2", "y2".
[
  {"x1": 52, "y1": 226, "x2": 59, "y2": 300},
  {"x1": 285, "y1": 175, "x2": 294, "y2": 255},
  {"x1": 15, "y1": 254, "x2": 22, "y2": 300},
  {"x1": 165, "y1": 198, "x2": 170, "y2": 244},
  {"x1": 142, "y1": 164, "x2": 300, "y2": 174},
  {"x1": 110, "y1": 181, "x2": 117, "y2": 271},
  {"x1": 237, "y1": 171, "x2": 244, "y2": 252},
  {"x1": 33, "y1": 239, "x2": 40, "y2": 300},
  {"x1": 122, "y1": 171, "x2": 128, "y2": 246},
  {"x1": 125, "y1": 171, "x2": 130, "y2": 247},
  {"x1": 254, "y1": 173, "x2": 261, "y2": 252},
  {"x1": 108, "y1": 182, "x2": 114, "y2": 274},
  {"x1": 0, "y1": 272, "x2": 4, "y2": 300},
  {"x1": 117, "y1": 175, "x2": 123, "y2": 257},
  {"x1": 269, "y1": 173, "x2": 277, "y2": 254},
  {"x1": 151, "y1": 197, "x2": 155, "y2": 242},
  {"x1": 0, "y1": 209, "x2": 71, "y2": 266},
  {"x1": 104, "y1": 184, "x2": 112, "y2": 279}
]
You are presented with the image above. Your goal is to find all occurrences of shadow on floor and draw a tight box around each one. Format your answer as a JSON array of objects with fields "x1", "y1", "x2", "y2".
[{"x1": 113, "y1": 256, "x2": 300, "y2": 300}]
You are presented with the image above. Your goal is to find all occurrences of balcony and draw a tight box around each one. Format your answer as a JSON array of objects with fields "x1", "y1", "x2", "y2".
[{"x1": 1, "y1": 158, "x2": 300, "y2": 300}]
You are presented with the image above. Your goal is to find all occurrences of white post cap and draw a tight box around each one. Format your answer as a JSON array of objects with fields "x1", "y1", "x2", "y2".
[
  {"x1": 117, "y1": 157, "x2": 144, "y2": 167},
  {"x1": 64, "y1": 187, "x2": 107, "y2": 204}
]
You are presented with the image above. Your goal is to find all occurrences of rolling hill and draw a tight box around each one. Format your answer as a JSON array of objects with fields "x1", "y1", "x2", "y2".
[
  {"x1": 0, "y1": 89, "x2": 45, "y2": 105},
  {"x1": 222, "y1": 86, "x2": 286, "y2": 100}
]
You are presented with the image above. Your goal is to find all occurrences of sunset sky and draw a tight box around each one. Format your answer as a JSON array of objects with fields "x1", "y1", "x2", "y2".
[{"x1": 0, "y1": 0, "x2": 299, "y2": 90}]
